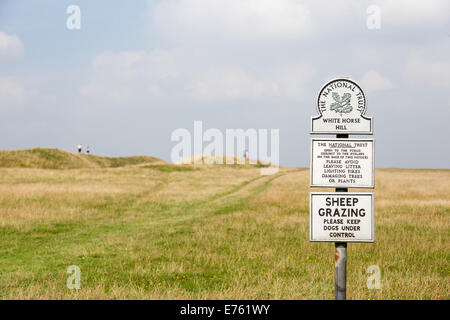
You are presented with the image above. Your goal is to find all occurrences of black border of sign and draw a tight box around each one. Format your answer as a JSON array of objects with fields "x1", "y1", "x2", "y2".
[
  {"x1": 310, "y1": 138, "x2": 375, "y2": 189},
  {"x1": 311, "y1": 78, "x2": 373, "y2": 135},
  {"x1": 310, "y1": 192, "x2": 375, "y2": 243}
]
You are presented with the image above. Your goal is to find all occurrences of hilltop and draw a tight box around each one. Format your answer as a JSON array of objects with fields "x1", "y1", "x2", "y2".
[{"x1": 0, "y1": 148, "x2": 164, "y2": 169}]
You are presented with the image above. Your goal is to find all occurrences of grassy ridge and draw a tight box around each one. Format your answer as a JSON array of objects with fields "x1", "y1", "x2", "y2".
[{"x1": 0, "y1": 148, "x2": 163, "y2": 169}]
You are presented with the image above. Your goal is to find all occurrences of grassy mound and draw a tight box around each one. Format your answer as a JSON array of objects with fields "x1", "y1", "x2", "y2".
[
  {"x1": 0, "y1": 148, "x2": 163, "y2": 169},
  {"x1": 176, "y1": 154, "x2": 273, "y2": 168}
]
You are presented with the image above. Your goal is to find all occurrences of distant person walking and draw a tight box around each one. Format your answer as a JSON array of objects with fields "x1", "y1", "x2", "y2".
[
  {"x1": 77, "y1": 144, "x2": 82, "y2": 153},
  {"x1": 86, "y1": 146, "x2": 90, "y2": 154}
]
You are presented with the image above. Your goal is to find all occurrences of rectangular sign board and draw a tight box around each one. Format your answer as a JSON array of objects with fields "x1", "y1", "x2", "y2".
[
  {"x1": 310, "y1": 138, "x2": 374, "y2": 188},
  {"x1": 310, "y1": 192, "x2": 374, "y2": 242}
]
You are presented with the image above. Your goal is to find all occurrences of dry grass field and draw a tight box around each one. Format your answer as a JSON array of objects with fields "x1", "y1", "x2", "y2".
[{"x1": 0, "y1": 149, "x2": 448, "y2": 299}]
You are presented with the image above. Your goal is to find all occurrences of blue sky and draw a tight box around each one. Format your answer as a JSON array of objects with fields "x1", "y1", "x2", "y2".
[{"x1": 0, "y1": 0, "x2": 449, "y2": 168}]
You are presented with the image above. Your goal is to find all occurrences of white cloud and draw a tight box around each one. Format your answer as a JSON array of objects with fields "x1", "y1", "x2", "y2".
[
  {"x1": 0, "y1": 32, "x2": 24, "y2": 61},
  {"x1": 186, "y1": 63, "x2": 315, "y2": 101},
  {"x1": 0, "y1": 77, "x2": 55, "y2": 111},
  {"x1": 149, "y1": 0, "x2": 449, "y2": 45},
  {"x1": 0, "y1": 77, "x2": 24, "y2": 106},
  {"x1": 81, "y1": 49, "x2": 315, "y2": 104},
  {"x1": 372, "y1": 0, "x2": 449, "y2": 27},
  {"x1": 404, "y1": 50, "x2": 450, "y2": 89},
  {"x1": 359, "y1": 70, "x2": 394, "y2": 94},
  {"x1": 270, "y1": 64, "x2": 315, "y2": 100},
  {"x1": 186, "y1": 66, "x2": 265, "y2": 101},
  {"x1": 80, "y1": 50, "x2": 178, "y2": 104},
  {"x1": 304, "y1": 0, "x2": 449, "y2": 30},
  {"x1": 151, "y1": 0, "x2": 312, "y2": 42}
]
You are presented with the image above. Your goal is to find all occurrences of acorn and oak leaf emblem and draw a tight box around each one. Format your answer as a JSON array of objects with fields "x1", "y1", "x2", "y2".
[{"x1": 330, "y1": 92, "x2": 352, "y2": 115}]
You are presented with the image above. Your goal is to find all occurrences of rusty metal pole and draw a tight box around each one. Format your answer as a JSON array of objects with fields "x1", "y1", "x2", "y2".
[
  {"x1": 335, "y1": 134, "x2": 348, "y2": 300},
  {"x1": 335, "y1": 236, "x2": 347, "y2": 300}
]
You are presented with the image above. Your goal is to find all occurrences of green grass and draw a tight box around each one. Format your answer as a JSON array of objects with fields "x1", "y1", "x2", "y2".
[
  {"x1": 0, "y1": 148, "x2": 162, "y2": 169},
  {"x1": 0, "y1": 153, "x2": 448, "y2": 299},
  {"x1": 141, "y1": 164, "x2": 198, "y2": 172}
]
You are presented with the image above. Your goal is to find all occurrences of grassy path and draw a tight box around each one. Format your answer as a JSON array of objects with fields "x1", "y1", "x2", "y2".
[{"x1": 0, "y1": 166, "x2": 448, "y2": 299}]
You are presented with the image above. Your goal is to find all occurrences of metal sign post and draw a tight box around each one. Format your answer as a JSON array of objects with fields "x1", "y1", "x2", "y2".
[
  {"x1": 309, "y1": 79, "x2": 375, "y2": 300},
  {"x1": 335, "y1": 134, "x2": 348, "y2": 300},
  {"x1": 335, "y1": 241, "x2": 347, "y2": 300}
]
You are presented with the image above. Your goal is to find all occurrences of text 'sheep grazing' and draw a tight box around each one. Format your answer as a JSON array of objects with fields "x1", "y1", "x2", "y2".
[{"x1": 310, "y1": 193, "x2": 374, "y2": 242}]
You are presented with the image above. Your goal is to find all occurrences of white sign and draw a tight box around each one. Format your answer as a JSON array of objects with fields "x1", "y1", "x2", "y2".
[
  {"x1": 310, "y1": 193, "x2": 374, "y2": 242},
  {"x1": 311, "y1": 78, "x2": 372, "y2": 134},
  {"x1": 311, "y1": 138, "x2": 374, "y2": 188}
]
